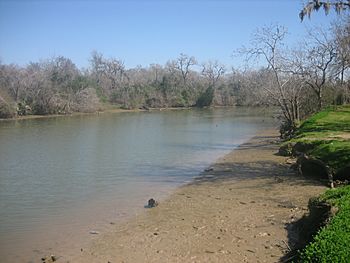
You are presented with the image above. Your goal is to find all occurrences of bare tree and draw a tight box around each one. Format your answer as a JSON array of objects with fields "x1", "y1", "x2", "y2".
[
  {"x1": 174, "y1": 53, "x2": 197, "y2": 86},
  {"x1": 239, "y1": 25, "x2": 299, "y2": 129},
  {"x1": 333, "y1": 17, "x2": 350, "y2": 84},
  {"x1": 302, "y1": 28, "x2": 337, "y2": 110},
  {"x1": 201, "y1": 60, "x2": 225, "y2": 87}
]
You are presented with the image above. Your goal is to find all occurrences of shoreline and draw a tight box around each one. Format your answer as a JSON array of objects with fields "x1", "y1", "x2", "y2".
[
  {"x1": 62, "y1": 128, "x2": 327, "y2": 263},
  {"x1": 0, "y1": 105, "x2": 269, "y2": 122},
  {"x1": 0, "y1": 106, "x2": 198, "y2": 122}
]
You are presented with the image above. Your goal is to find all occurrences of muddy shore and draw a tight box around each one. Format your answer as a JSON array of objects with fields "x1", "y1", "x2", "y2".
[{"x1": 54, "y1": 129, "x2": 326, "y2": 263}]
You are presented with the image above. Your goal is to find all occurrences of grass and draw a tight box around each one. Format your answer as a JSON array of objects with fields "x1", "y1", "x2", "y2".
[
  {"x1": 287, "y1": 106, "x2": 350, "y2": 262},
  {"x1": 299, "y1": 185, "x2": 350, "y2": 262},
  {"x1": 288, "y1": 105, "x2": 350, "y2": 171},
  {"x1": 295, "y1": 105, "x2": 350, "y2": 139}
]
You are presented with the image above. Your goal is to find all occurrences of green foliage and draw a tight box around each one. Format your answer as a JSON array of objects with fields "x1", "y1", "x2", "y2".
[
  {"x1": 196, "y1": 87, "x2": 214, "y2": 108},
  {"x1": 289, "y1": 105, "x2": 350, "y2": 171},
  {"x1": 300, "y1": 186, "x2": 350, "y2": 262}
]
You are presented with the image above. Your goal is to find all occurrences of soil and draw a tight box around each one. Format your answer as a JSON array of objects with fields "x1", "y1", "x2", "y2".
[{"x1": 63, "y1": 129, "x2": 327, "y2": 263}]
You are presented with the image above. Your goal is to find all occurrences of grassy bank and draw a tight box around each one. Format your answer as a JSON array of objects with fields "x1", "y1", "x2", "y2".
[
  {"x1": 284, "y1": 106, "x2": 350, "y2": 262},
  {"x1": 288, "y1": 105, "x2": 350, "y2": 173},
  {"x1": 300, "y1": 185, "x2": 350, "y2": 262}
]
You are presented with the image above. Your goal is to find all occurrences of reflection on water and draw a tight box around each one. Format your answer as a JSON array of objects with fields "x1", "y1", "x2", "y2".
[{"x1": 0, "y1": 107, "x2": 275, "y2": 262}]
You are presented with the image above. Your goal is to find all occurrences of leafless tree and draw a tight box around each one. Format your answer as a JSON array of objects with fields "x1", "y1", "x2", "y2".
[
  {"x1": 333, "y1": 17, "x2": 350, "y2": 83},
  {"x1": 174, "y1": 53, "x2": 197, "y2": 86},
  {"x1": 201, "y1": 60, "x2": 225, "y2": 87},
  {"x1": 301, "y1": 28, "x2": 337, "y2": 110},
  {"x1": 239, "y1": 25, "x2": 300, "y2": 130}
]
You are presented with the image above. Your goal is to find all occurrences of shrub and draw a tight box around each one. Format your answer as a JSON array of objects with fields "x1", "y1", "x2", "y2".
[{"x1": 0, "y1": 95, "x2": 16, "y2": 118}]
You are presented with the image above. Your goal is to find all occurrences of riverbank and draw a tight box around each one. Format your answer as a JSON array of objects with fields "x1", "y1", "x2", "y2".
[
  {"x1": 59, "y1": 129, "x2": 326, "y2": 263},
  {"x1": 280, "y1": 105, "x2": 350, "y2": 262},
  {"x1": 0, "y1": 106, "x2": 198, "y2": 122}
]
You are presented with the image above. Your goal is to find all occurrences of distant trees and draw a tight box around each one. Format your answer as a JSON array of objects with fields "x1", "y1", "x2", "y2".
[
  {"x1": 0, "y1": 56, "x2": 101, "y2": 117},
  {"x1": 1, "y1": 16, "x2": 349, "y2": 125}
]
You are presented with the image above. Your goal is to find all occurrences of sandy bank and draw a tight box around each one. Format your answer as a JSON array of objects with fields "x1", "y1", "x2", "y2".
[{"x1": 62, "y1": 129, "x2": 326, "y2": 263}]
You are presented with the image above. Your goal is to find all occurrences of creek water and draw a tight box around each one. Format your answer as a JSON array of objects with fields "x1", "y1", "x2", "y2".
[{"x1": 0, "y1": 107, "x2": 275, "y2": 262}]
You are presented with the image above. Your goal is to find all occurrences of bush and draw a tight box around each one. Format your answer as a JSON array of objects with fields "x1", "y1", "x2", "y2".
[
  {"x1": 73, "y1": 88, "x2": 101, "y2": 113},
  {"x1": 195, "y1": 87, "x2": 214, "y2": 107},
  {"x1": 0, "y1": 96, "x2": 16, "y2": 118}
]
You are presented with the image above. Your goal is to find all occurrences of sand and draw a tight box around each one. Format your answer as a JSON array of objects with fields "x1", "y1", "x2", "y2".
[{"x1": 57, "y1": 129, "x2": 326, "y2": 263}]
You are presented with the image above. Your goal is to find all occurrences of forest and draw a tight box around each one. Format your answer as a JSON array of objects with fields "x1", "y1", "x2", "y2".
[{"x1": 0, "y1": 17, "x2": 349, "y2": 137}]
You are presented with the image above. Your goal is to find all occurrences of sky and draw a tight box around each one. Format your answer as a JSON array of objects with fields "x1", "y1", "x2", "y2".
[{"x1": 0, "y1": 0, "x2": 338, "y2": 70}]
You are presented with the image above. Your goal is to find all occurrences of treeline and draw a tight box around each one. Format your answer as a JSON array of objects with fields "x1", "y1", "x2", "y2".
[
  {"x1": 0, "y1": 53, "x2": 243, "y2": 118},
  {"x1": 0, "y1": 19, "x2": 349, "y2": 126}
]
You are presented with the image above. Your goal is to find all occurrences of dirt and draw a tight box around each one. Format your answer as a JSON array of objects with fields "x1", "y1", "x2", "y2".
[{"x1": 61, "y1": 129, "x2": 327, "y2": 263}]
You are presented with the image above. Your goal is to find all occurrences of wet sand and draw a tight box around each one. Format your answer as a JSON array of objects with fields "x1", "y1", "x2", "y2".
[{"x1": 63, "y1": 129, "x2": 326, "y2": 263}]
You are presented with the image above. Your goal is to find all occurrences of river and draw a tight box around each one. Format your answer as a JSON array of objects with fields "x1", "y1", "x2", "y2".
[{"x1": 0, "y1": 107, "x2": 275, "y2": 262}]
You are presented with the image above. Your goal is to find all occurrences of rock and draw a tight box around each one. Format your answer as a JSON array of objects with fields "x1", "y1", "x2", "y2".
[
  {"x1": 89, "y1": 230, "x2": 99, "y2": 234},
  {"x1": 278, "y1": 143, "x2": 294, "y2": 156},
  {"x1": 147, "y1": 198, "x2": 158, "y2": 208}
]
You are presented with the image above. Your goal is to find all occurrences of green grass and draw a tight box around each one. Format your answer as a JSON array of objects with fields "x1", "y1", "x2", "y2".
[
  {"x1": 299, "y1": 186, "x2": 350, "y2": 262},
  {"x1": 296, "y1": 105, "x2": 350, "y2": 139},
  {"x1": 290, "y1": 106, "x2": 350, "y2": 262},
  {"x1": 288, "y1": 105, "x2": 350, "y2": 171}
]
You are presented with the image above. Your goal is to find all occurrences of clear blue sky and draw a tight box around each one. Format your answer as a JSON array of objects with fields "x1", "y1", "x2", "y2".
[{"x1": 0, "y1": 0, "x2": 336, "y2": 69}]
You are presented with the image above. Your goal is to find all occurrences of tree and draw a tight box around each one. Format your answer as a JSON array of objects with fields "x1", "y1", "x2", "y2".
[
  {"x1": 332, "y1": 17, "x2": 350, "y2": 103},
  {"x1": 302, "y1": 28, "x2": 337, "y2": 110},
  {"x1": 300, "y1": 0, "x2": 350, "y2": 21},
  {"x1": 201, "y1": 60, "x2": 225, "y2": 88},
  {"x1": 240, "y1": 25, "x2": 292, "y2": 123},
  {"x1": 174, "y1": 53, "x2": 197, "y2": 86}
]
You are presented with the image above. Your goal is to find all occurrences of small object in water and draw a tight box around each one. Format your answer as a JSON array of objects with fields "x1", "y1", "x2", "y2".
[
  {"x1": 205, "y1": 167, "x2": 214, "y2": 172},
  {"x1": 147, "y1": 198, "x2": 158, "y2": 208},
  {"x1": 89, "y1": 230, "x2": 99, "y2": 234}
]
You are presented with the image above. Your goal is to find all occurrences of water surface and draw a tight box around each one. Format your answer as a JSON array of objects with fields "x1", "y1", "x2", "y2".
[{"x1": 0, "y1": 107, "x2": 275, "y2": 262}]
